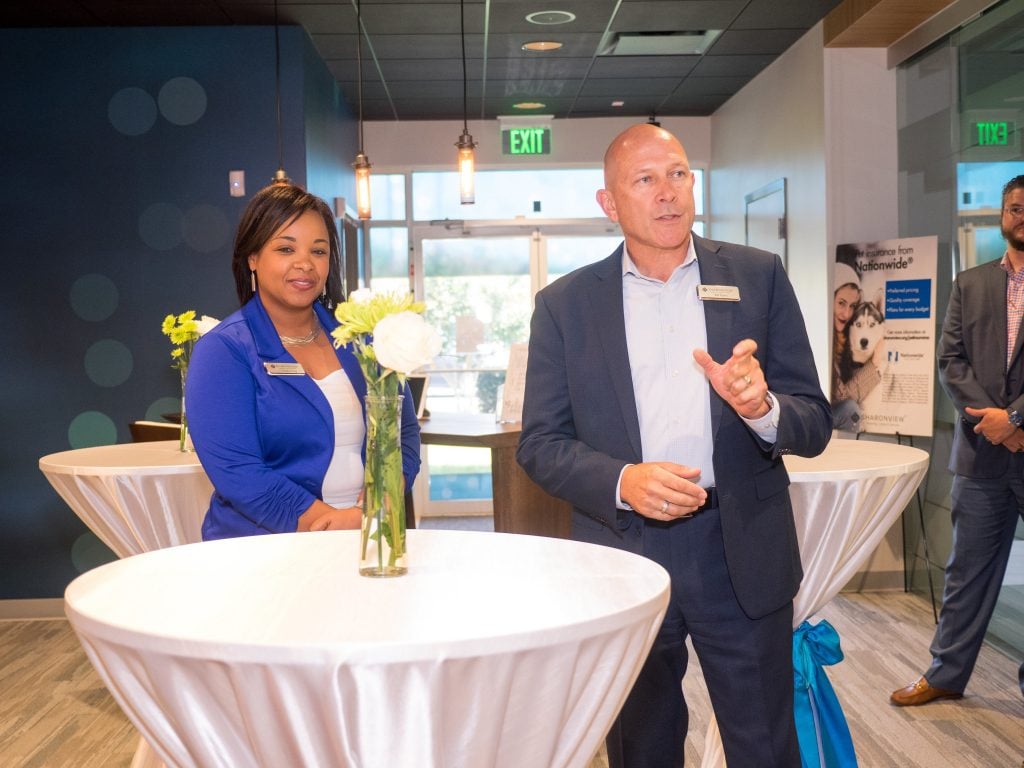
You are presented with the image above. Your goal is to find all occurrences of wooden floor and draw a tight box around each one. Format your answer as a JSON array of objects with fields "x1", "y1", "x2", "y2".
[{"x1": 0, "y1": 593, "x2": 1020, "y2": 768}]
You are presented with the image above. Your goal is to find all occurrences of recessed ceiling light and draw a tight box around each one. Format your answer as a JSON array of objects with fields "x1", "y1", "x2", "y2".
[
  {"x1": 611, "y1": 100, "x2": 625, "y2": 107},
  {"x1": 522, "y1": 40, "x2": 563, "y2": 52},
  {"x1": 514, "y1": 102, "x2": 547, "y2": 110},
  {"x1": 526, "y1": 10, "x2": 576, "y2": 25}
]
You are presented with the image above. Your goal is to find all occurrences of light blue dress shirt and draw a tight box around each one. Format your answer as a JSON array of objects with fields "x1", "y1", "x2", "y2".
[
  {"x1": 623, "y1": 241, "x2": 715, "y2": 483},
  {"x1": 615, "y1": 240, "x2": 779, "y2": 507}
]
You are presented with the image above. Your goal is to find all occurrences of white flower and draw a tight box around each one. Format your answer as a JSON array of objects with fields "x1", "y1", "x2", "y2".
[
  {"x1": 373, "y1": 311, "x2": 442, "y2": 374},
  {"x1": 348, "y1": 288, "x2": 375, "y2": 304},
  {"x1": 196, "y1": 315, "x2": 220, "y2": 335}
]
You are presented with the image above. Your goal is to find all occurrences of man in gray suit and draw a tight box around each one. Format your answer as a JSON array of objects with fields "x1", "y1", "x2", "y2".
[
  {"x1": 891, "y1": 175, "x2": 1024, "y2": 706},
  {"x1": 517, "y1": 124, "x2": 831, "y2": 766}
]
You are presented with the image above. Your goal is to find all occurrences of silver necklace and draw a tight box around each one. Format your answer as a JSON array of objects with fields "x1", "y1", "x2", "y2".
[{"x1": 279, "y1": 324, "x2": 321, "y2": 346}]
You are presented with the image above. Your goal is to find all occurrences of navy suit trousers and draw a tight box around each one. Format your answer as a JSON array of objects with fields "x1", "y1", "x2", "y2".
[
  {"x1": 605, "y1": 508, "x2": 800, "y2": 768},
  {"x1": 926, "y1": 470, "x2": 1024, "y2": 695}
]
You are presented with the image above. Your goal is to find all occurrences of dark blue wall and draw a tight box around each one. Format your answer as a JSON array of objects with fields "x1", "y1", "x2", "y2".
[
  {"x1": 303, "y1": 33, "x2": 359, "y2": 209},
  {"x1": 0, "y1": 26, "x2": 356, "y2": 599}
]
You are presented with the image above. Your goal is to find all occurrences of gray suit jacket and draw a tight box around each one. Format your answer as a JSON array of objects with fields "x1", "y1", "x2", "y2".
[
  {"x1": 938, "y1": 259, "x2": 1024, "y2": 477},
  {"x1": 516, "y1": 237, "x2": 831, "y2": 619}
]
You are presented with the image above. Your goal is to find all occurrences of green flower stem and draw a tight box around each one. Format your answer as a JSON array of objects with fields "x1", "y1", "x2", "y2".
[
  {"x1": 179, "y1": 368, "x2": 190, "y2": 452},
  {"x1": 361, "y1": 388, "x2": 406, "y2": 574}
]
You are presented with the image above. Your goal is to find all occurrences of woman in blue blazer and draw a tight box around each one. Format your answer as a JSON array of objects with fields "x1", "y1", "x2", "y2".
[{"x1": 186, "y1": 185, "x2": 420, "y2": 539}]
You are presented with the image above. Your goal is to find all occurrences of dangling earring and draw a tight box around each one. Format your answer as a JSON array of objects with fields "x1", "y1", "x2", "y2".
[{"x1": 251, "y1": 270, "x2": 257, "y2": 293}]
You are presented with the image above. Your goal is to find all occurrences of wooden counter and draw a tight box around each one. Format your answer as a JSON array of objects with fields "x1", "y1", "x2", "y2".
[{"x1": 418, "y1": 413, "x2": 571, "y2": 539}]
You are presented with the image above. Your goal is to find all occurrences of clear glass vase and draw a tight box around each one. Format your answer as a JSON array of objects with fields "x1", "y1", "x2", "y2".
[
  {"x1": 179, "y1": 368, "x2": 192, "y2": 453},
  {"x1": 360, "y1": 393, "x2": 407, "y2": 577}
]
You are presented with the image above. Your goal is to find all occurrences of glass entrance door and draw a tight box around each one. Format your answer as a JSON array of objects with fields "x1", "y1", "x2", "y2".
[
  {"x1": 409, "y1": 223, "x2": 621, "y2": 517},
  {"x1": 544, "y1": 232, "x2": 625, "y2": 284},
  {"x1": 417, "y1": 232, "x2": 533, "y2": 417},
  {"x1": 413, "y1": 230, "x2": 531, "y2": 516}
]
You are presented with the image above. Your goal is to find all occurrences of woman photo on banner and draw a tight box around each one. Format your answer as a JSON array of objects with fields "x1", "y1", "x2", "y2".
[{"x1": 831, "y1": 252, "x2": 886, "y2": 432}]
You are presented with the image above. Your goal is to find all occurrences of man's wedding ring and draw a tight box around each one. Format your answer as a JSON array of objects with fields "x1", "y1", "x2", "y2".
[
  {"x1": 660, "y1": 500, "x2": 669, "y2": 514},
  {"x1": 743, "y1": 374, "x2": 752, "y2": 386}
]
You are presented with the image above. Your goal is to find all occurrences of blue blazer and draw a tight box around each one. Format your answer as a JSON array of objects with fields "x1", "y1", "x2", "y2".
[
  {"x1": 516, "y1": 237, "x2": 831, "y2": 618},
  {"x1": 186, "y1": 295, "x2": 421, "y2": 540}
]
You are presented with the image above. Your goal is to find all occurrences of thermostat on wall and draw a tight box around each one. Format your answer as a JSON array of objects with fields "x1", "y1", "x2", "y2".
[{"x1": 229, "y1": 170, "x2": 245, "y2": 197}]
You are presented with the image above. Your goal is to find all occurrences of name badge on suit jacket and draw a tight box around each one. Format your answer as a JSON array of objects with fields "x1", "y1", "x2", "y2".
[
  {"x1": 697, "y1": 284, "x2": 741, "y2": 301},
  {"x1": 264, "y1": 362, "x2": 305, "y2": 376}
]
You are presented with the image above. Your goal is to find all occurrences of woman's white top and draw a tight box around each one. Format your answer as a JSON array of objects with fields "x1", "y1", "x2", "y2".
[{"x1": 312, "y1": 369, "x2": 365, "y2": 508}]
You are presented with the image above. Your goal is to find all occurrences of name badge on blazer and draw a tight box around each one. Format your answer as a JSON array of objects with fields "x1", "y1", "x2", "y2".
[
  {"x1": 264, "y1": 362, "x2": 305, "y2": 376},
  {"x1": 697, "y1": 284, "x2": 741, "y2": 302}
]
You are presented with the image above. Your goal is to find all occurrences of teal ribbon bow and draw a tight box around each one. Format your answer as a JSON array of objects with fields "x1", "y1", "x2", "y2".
[{"x1": 792, "y1": 619, "x2": 858, "y2": 767}]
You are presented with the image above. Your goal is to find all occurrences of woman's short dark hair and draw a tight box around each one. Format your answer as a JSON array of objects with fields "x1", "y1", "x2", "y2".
[{"x1": 231, "y1": 184, "x2": 343, "y2": 308}]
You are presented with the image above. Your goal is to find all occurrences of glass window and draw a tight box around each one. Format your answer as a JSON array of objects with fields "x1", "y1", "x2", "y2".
[
  {"x1": 369, "y1": 173, "x2": 406, "y2": 221},
  {"x1": 427, "y1": 444, "x2": 493, "y2": 502},
  {"x1": 408, "y1": 167, "x2": 705, "y2": 224},
  {"x1": 957, "y1": 162, "x2": 1024, "y2": 211},
  {"x1": 693, "y1": 169, "x2": 705, "y2": 216},
  {"x1": 421, "y1": 236, "x2": 532, "y2": 370},
  {"x1": 546, "y1": 234, "x2": 626, "y2": 284},
  {"x1": 419, "y1": 236, "x2": 533, "y2": 503},
  {"x1": 412, "y1": 169, "x2": 605, "y2": 220},
  {"x1": 956, "y1": 161, "x2": 1024, "y2": 268},
  {"x1": 898, "y1": 0, "x2": 1024, "y2": 660},
  {"x1": 368, "y1": 226, "x2": 409, "y2": 294}
]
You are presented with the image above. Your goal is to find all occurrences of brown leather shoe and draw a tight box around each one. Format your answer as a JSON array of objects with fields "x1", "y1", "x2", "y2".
[{"x1": 890, "y1": 676, "x2": 963, "y2": 706}]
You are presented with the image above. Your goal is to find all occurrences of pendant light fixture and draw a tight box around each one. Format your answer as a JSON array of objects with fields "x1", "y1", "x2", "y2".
[
  {"x1": 270, "y1": 0, "x2": 291, "y2": 186},
  {"x1": 455, "y1": 0, "x2": 477, "y2": 205},
  {"x1": 353, "y1": 0, "x2": 372, "y2": 219}
]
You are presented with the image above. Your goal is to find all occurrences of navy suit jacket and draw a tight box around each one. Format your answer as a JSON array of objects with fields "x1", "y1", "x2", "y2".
[
  {"x1": 517, "y1": 237, "x2": 831, "y2": 619},
  {"x1": 187, "y1": 294, "x2": 421, "y2": 539},
  {"x1": 939, "y1": 259, "x2": 1024, "y2": 478}
]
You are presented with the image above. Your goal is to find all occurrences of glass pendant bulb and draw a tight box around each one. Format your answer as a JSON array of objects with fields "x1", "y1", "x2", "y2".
[
  {"x1": 456, "y1": 129, "x2": 477, "y2": 205},
  {"x1": 353, "y1": 152, "x2": 372, "y2": 220}
]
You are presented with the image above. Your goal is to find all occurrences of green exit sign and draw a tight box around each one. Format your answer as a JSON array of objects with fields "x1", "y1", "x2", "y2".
[
  {"x1": 974, "y1": 121, "x2": 1013, "y2": 146},
  {"x1": 502, "y1": 127, "x2": 551, "y2": 155}
]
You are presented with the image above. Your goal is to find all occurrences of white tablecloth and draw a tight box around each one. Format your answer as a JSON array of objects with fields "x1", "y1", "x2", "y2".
[
  {"x1": 39, "y1": 441, "x2": 211, "y2": 558},
  {"x1": 65, "y1": 530, "x2": 670, "y2": 768},
  {"x1": 701, "y1": 438, "x2": 930, "y2": 767}
]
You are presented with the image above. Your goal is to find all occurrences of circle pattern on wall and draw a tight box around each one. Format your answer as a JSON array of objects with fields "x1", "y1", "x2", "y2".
[
  {"x1": 158, "y1": 77, "x2": 207, "y2": 126},
  {"x1": 71, "y1": 532, "x2": 117, "y2": 573},
  {"x1": 68, "y1": 411, "x2": 117, "y2": 449},
  {"x1": 70, "y1": 273, "x2": 119, "y2": 322},
  {"x1": 139, "y1": 202, "x2": 184, "y2": 251},
  {"x1": 108, "y1": 87, "x2": 158, "y2": 136},
  {"x1": 146, "y1": 397, "x2": 181, "y2": 422},
  {"x1": 84, "y1": 339, "x2": 134, "y2": 387},
  {"x1": 182, "y1": 204, "x2": 230, "y2": 252}
]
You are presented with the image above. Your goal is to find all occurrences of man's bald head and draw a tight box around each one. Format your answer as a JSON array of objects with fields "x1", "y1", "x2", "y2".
[
  {"x1": 603, "y1": 124, "x2": 688, "y2": 188},
  {"x1": 595, "y1": 123, "x2": 695, "y2": 270}
]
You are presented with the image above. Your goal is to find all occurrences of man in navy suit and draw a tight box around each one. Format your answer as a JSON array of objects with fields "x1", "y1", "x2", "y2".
[
  {"x1": 890, "y1": 175, "x2": 1024, "y2": 707},
  {"x1": 516, "y1": 124, "x2": 831, "y2": 767}
]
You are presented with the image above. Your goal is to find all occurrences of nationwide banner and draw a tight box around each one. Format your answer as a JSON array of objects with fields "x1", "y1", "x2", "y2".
[{"x1": 830, "y1": 235, "x2": 938, "y2": 437}]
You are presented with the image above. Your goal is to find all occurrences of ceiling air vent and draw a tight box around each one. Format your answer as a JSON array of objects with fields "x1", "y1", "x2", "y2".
[{"x1": 599, "y1": 30, "x2": 722, "y2": 56}]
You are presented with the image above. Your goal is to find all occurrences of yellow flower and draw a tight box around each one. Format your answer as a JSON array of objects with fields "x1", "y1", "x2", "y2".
[
  {"x1": 331, "y1": 290, "x2": 437, "y2": 394},
  {"x1": 162, "y1": 308, "x2": 202, "y2": 371},
  {"x1": 332, "y1": 291, "x2": 425, "y2": 348}
]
